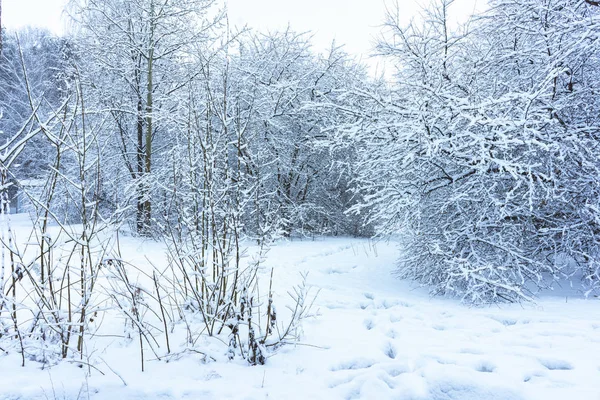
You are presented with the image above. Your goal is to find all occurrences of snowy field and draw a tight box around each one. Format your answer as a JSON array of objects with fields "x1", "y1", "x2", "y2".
[{"x1": 0, "y1": 217, "x2": 599, "y2": 400}]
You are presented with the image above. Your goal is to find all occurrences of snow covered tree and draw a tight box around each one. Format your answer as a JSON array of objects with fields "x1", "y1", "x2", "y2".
[
  {"x1": 0, "y1": 29, "x2": 70, "y2": 180},
  {"x1": 70, "y1": 0, "x2": 223, "y2": 234},
  {"x1": 341, "y1": 0, "x2": 600, "y2": 302},
  {"x1": 229, "y1": 30, "x2": 370, "y2": 237},
  {"x1": 159, "y1": 27, "x2": 370, "y2": 240}
]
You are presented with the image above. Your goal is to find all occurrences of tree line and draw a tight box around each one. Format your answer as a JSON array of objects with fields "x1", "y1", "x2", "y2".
[{"x1": 0, "y1": 0, "x2": 599, "y2": 307}]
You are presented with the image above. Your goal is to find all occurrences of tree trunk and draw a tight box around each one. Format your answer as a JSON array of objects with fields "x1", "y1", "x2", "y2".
[
  {"x1": 143, "y1": 0, "x2": 155, "y2": 234},
  {"x1": 137, "y1": 96, "x2": 145, "y2": 233}
]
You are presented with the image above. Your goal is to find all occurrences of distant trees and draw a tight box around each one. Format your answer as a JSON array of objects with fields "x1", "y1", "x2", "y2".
[
  {"x1": 159, "y1": 28, "x2": 370, "y2": 244},
  {"x1": 69, "y1": 0, "x2": 370, "y2": 238},
  {"x1": 223, "y1": 31, "x2": 369, "y2": 237}
]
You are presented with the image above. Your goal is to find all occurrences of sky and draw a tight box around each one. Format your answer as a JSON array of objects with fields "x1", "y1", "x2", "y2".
[{"x1": 3, "y1": 0, "x2": 482, "y2": 68}]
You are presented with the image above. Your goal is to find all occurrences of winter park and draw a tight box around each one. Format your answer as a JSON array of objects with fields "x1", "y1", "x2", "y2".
[{"x1": 0, "y1": 0, "x2": 599, "y2": 399}]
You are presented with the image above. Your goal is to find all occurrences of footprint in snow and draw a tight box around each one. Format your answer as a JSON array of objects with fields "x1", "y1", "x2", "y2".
[
  {"x1": 380, "y1": 299, "x2": 395, "y2": 309},
  {"x1": 383, "y1": 342, "x2": 397, "y2": 359},
  {"x1": 324, "y1": 302, "x2": 348, "y2": 310},
  {"x1": 328, "y1": 375, "x2": 355, "y2": 388},
  {"x1": 380, "y1": 375, "x2": 396, "y2": 389},
  {"x1": 460, "y1": 348, "x2": 483, "y2": 355},
  {"x1": 498, "y1": 319, "x2": 517, "y2": 326},
  {"x1": 204, "y1": 371, "x2": 221, "y2": 380},
  {"x1": 345, "y1": 386, "x2": 362, "y2": 400},
  {"x1": 476, "y1": 361, "x2": 496, "y2": 373},
  {"x1": 523, "y1": 371, "x2": 546, "y2": 383},
  {"x1": 488, "y1": 316, "x2": 527, "y2": 326},
  {"x1": 325, "y1": 267, "x2": 348, "y2": 274},
  {"x1": 356, "y1": 377, "x2": 395, "y2": 397},
  {"x1": 389, "y1": 314, "x2": 402, "y2": 323},
  {"x1": 363, "y1": 318, "x2": 375, "y2": 330},
  {"x1": 386, "y1": 365, "x2": 409, "y2": 377},
  {"x1": 539, "y1": 359, "x2": 574, "y2": 371},
  {"x1": 378, "y1": 299, "x2": 414, "y2": 309},
  {"x1": 331, "y1": 358, "x2": 376, "y2": 371}
]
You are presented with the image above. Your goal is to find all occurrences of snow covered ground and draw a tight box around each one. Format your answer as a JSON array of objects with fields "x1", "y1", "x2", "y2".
[{"x1": 0, "y1": 219, "x2": 599, "y2": 399}]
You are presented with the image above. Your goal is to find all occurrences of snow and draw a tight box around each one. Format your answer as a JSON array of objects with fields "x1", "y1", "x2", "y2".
[{"x1": 0, "y1": 216, "x2": 599, "y2": 399}]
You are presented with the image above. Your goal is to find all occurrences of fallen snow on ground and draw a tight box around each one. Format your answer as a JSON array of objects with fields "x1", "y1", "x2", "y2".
[{"x1": 0, "y1": 218, "x2": 599, "y2": 399}]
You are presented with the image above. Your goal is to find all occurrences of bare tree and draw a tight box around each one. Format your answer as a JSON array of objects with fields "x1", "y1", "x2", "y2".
[{"x1": 71, "y1": 0, "x2": 223, "y2": 235}]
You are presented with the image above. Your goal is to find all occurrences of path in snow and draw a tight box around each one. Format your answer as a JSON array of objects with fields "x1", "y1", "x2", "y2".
[{"x1": 262, "y1": 239, "x2": 600, "y2": 400}]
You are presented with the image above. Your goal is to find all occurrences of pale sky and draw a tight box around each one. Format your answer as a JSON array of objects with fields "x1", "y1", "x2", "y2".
[{"x1": 3, "y1": 0, "x2": 481, "y2": 67}]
